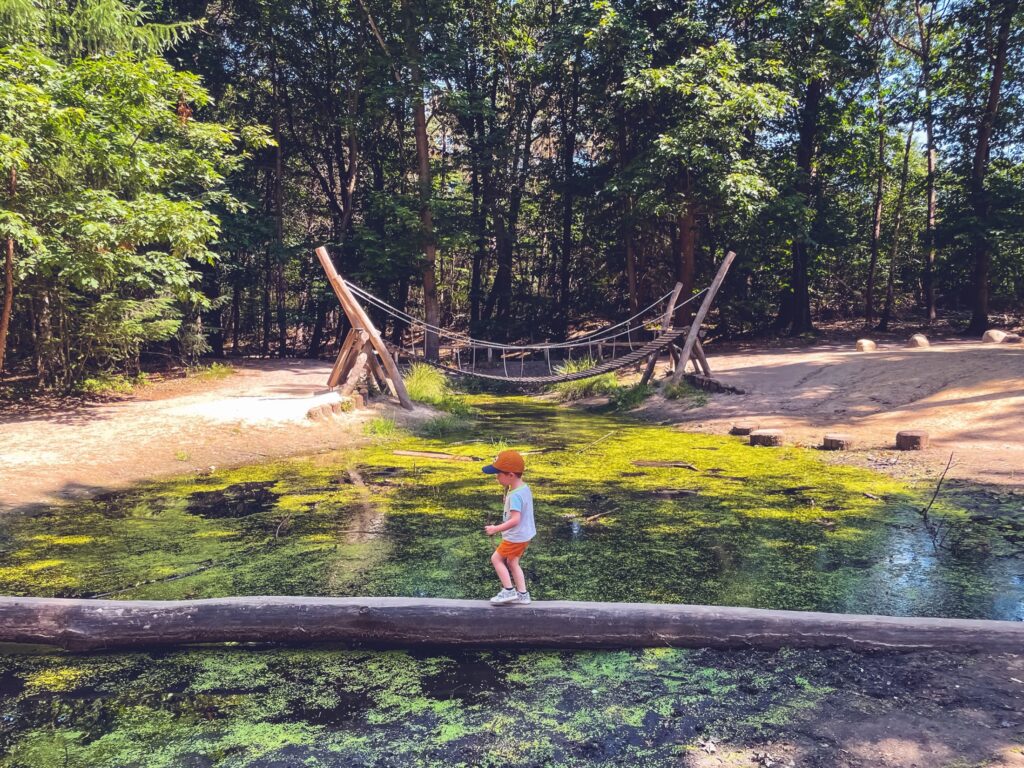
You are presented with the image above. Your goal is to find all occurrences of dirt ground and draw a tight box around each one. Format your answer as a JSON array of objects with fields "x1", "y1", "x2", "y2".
[
  {"x1": 0, "y1": 360, "x2": 425, "y2": 513},
  {"x1": 641, "y1": 338, "x2": 1024, "y2": 487}
]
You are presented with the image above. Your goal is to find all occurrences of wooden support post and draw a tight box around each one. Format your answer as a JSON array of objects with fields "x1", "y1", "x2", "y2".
[
  {"x1": 692, "y1": 338, "x2": 712, "y2": 376},
  {"x1": 641, "y1": 281, "x2": 685, "y2": 386},
  {"x1": 670, "y1": 251, "x2": 736, "y2": 384},
  {"x1": 315, "y1": 247, "x2": 413, "y2": 410}
]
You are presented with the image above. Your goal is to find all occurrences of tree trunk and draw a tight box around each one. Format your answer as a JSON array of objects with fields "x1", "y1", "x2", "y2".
[
  {"x1": 915, "y1": 0, "x2": 938, "y2": 323},
  {"x1": 967, "y1": 0, "x2": 1018, "y2": 335},
  {"x1": 865, "y1": 76, "x2": 885, "y2": 326},
  {"x1": 556, "y1": 66, "x2": 579, "y2": 339},
  {"x1": 781, "y1": 77, "x2": 823, "y2": 334},
  {"x1": 674, "y1": 204, "x2": 698, "y2": 326},
  {"x1": 879, "y1": 125, "x2": 916, "y2": 332},
  {"x1": 0, "y1": 168, "x2": 14, "y2": 374},
  {"x1": 404, "y1": 5, "x2": 440, "y2": 361}
]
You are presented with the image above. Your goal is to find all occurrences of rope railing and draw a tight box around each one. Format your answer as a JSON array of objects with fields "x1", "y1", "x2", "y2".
[{"x1": 344, "y1": 279, "x2": 705, "y2": 353}]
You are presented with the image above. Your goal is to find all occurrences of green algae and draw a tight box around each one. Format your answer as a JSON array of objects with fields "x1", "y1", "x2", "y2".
[{"x1": 1, "y1": 393, "x2": 1023, "y2": 766}]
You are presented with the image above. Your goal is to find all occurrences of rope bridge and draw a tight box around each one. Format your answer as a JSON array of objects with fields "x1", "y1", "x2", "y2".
[{"x1": 314, "y1": 247, "x2": 736, "y2": 409}]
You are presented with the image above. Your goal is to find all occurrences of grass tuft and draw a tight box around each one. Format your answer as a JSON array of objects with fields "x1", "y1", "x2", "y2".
[
  {"x1": 661, "y1": 381, "x2": 708, "y2": 408},
  {"x1": 550, "y1": 357, "x2": 619, "y2": 401},
  {"x1": 364, "y1": 417, "x2": 400, "y2": 440}
]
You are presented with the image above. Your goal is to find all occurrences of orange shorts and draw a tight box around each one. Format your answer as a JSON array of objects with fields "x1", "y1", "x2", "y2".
[{"x1": 495, "y1": 540, "x2": 530, "y2": 559}]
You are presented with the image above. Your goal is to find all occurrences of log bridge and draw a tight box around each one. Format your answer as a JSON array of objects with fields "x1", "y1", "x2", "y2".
[{"x1": 1, "y1": 596, "x2": 1021, "y2": 653}]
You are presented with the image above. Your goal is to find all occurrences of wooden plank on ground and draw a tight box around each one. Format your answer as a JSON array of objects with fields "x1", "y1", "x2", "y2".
[
  {"x1": 392, "y1": 450, "x2": 479, "y2": 462},
  {"x1": 632, "y1": 460, "x2": 699, "y2": 470},
  {"x1": 2, "y1": 596, "x2": 1023, "y2": 652}
]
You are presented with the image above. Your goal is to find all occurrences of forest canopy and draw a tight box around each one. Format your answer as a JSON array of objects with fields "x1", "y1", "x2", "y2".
[{"x1": 1, "y1": 0, "x2": 1022, "y2": 386}]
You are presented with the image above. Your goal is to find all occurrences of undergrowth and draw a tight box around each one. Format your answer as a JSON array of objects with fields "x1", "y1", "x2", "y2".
[
  {"x1": 77, "y1": 372, "x2": 148, "y2": 396},
  {"x1": 662, "y1": 381, "x2": 708, "y2": 408},
  {"x1": 404, "y1": 363, "x2": 476, "y2": 418},
  {"x1": 550, "y1": 357, "x2": 619, "y2": 401}
]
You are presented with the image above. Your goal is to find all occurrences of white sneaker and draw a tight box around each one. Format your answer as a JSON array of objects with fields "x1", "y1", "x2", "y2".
[
  {"x1": 490, "y1": 587, "x2": 518, "y2": 604},
  {"x1": 514, "y1": 591, "x2": 531, "y2": 605}
]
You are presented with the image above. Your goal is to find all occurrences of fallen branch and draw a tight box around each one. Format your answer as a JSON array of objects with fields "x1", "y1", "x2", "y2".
[
  {"x1": 632, "y1": 460, "x2": 699, "y2": 471},
  {"x1": 392, "y1": 450, "x2": 479, "y2": 462}
]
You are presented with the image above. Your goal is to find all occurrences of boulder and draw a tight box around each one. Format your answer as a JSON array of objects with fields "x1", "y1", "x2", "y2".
[
  {"x1": 855, "y1": 339, "x2": 877, "y2": 352},
  {"x1": 982, "y1": 329, "x2": 1007, "y2": 343},
  {"x1": 907, "y1": 334, "x2": 929, "y2": 348}
]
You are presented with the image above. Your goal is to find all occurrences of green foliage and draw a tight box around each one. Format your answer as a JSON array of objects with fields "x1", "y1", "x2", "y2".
[
  {"x1": 77, "y1": 371, "x2": 147, "y2": 396},
  {"x1": 414, "y1": 413, "x2": 474, "y2": 438},
  {"x1": 188, "y1": 362, "x2": 235, "y2": 381},
  {"x1": 608, "y1": 383, "x2": 654, "y2": 411},
  {"x1": 550, "y1": 357, "x2": 620, "y2": 401},
  {"x1": 404, "y1": 363, "x2": 453, "y2": 405},
  {"x1": 661, "y1": 381, "x2": 708, "y2": 408},
  {"x1": 364, "y1": 416, "x2": 400, "y2": 439}
]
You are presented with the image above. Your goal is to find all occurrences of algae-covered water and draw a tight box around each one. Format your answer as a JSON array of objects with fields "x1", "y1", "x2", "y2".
[{"x1": 1, "y1": 396, "x2": 1022, "y2": 766}]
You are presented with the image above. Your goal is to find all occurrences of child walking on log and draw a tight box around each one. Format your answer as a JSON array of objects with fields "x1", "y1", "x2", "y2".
[{"x1": 482, "y1": 450, "x2": 535, "y2": 605}]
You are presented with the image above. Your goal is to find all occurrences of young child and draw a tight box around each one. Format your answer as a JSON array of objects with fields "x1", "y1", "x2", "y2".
[{"x1": 482, "y1": 450, "x2": 535, "y2": 605}]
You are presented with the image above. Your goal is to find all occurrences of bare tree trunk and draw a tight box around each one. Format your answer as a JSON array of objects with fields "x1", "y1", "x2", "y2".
[
  {"x1": 674, "y1": 204, "x2": 698, "y2": 326},
  {"x1": 0, "y1": 168, "x2": 14, "y2": 374},
  {"x1": 781, "y1": 77, "x2": 822, "y2": 335},
  {"x1": 403, "y1": 2, "x2": 440, "y2": 361},
  {"x1": 967, "y1": 0, "x2": 1018, "y2": 334},
  {"x1": 556, "y1": 65, "x2": 579, "y2": 339},
  {"x1": 865, "y1": 76, "x2": 885, "y2": 326},
  {"x1": 879, "y1": 125, "x2": 916, "y2": 331},
  {"x1": 916, "y1": 0, "x2": 938, "y2": 323}
]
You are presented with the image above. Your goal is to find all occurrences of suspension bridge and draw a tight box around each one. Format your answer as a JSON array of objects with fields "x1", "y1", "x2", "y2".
[{"x1": 313, "y1": 246, "x2": 736, "y2": 409}]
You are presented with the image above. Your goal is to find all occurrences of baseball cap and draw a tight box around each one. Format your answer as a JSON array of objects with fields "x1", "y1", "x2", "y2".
[{"x1": 482, "y1": 449, "x2": 525, "y2": 474}]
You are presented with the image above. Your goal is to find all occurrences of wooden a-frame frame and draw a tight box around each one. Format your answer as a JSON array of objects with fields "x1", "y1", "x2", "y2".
[{"x1": 315, "y1": 247, "x2": 413, "y2": 410}]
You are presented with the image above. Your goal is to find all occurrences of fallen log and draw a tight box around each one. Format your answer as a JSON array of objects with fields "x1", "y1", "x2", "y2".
[{"x1": 1, "y1": 596, "x2": 1022, "y2": 653}]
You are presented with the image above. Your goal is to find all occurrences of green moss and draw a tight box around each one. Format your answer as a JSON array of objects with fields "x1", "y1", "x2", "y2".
[{"x1": 0, "y1": 394, "x2": 1020, "y2": 765}]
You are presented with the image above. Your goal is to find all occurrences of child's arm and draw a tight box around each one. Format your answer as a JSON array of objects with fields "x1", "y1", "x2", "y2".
[{"x1": 484, "y1": 510, "x2": 520, "y2": 536}]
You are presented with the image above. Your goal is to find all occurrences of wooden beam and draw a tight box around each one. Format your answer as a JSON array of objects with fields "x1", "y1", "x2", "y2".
[
  {"x1": 315, "y1": 247, "x2": 413, "y2": 410},
  {"x1": 692, "y1": 338, "x2": 712, "y2": 376},
  {"x1": 1, "y1": 596, "x2": 1022, "y2": 653},
  {"x1": 329, "y1": 328, "x2": 369, "y2": 388},
  {"x1": 670, "y1": 251, "x2": 736, "y2": 384},
  {"x1": 641, "y1": 282, "x2": 685, "y2": 386}
]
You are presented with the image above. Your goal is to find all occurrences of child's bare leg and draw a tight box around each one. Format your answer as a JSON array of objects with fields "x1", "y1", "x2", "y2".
[
  {"x1": 490, "y1": 550, "x2": 513, "y2": 589},
  {"x1": 506, "y1": 556, "x2": 527, "y2": 592}
]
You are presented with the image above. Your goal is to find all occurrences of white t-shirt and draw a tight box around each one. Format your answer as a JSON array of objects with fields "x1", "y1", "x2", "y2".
[{"x1": 502, "y1": 484, "x2": 535, "y2": 543}]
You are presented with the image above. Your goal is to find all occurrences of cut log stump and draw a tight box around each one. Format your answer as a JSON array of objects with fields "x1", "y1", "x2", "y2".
[
  {"x1": 907, "y1": 334, "x2": 930, "y2": 348},
  {"x1": 749, "y1": 429, "x2": 784, "y2": 447},
  {"x1": 822, "y1": 434, "x2": 854, "y2": 451},
  {"x1": 730, "y1": 422, "x2": 759, "y2": 436},
  {"x1": 856, "y1": 339, "x2": 877, "y2": 352},
  {"x1": 896, "y1": 431, "x2": 929, "y2": 450}
]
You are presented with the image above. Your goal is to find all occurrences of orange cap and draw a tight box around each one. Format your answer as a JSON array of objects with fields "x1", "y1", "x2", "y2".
[{"x1": 482, "y1": 449, "x2": 525, "y2": 474}]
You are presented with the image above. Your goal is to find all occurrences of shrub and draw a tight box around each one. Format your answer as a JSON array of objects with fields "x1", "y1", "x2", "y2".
[
  {"x1": 550, "y1": 356, "x2": 619, "y2": 401},
  {"x1": 404, "y1": 363, "x2": 451, "y2": 405},
  {"x1": 609, "y1": 383, "x2": 654, "y2": 411},
  {"x1": 77, "y1": 372, "x2": 147, "y2": 396}
]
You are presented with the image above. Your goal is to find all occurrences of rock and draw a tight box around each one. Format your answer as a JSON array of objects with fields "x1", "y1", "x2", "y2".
[
  {"x1": 896, "y1": 430, "x2": 929, "y2": 450},
  {"x1": 1003, "y1": 333, "x2": 1022, "y2": 344},
  {"x1": 983, "y1": 329, "x2": 1008, "y2": 343},
  {"x1": 750, "y1": 429, "x2": 784, "y2": 447},
  {"x1": 730, "y1": 422, "x2": 759, "y2": 436},
  {"x1": 822, "y1": 433, "x2": 854, "y2": 451},
  {"x1": 907, "y1": 334, "x2": 929, "y2": 348},
  {"x1": 856, "y1": 339, "x2": 877, "y2": 352}
]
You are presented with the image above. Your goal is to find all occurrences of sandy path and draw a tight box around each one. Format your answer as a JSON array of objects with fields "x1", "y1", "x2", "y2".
[
  {"x1": 0, "y1": 361, "x2": 395, "y2": 512},
  {"x1": 643, "y1": 339, "x2": 1024, "y2": 486}
]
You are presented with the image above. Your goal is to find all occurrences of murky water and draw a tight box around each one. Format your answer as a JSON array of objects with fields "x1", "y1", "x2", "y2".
[{"x1": 1, "y1": 395, "x2": 1022, "y2": 766}]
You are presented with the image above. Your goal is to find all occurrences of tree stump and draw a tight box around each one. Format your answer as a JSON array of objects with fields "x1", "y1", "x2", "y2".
[
  {"x1": 896, "y1": 431, "x2": 929, "y2": 450},
  {"x1": 730, "y1": 422, "x2": 759, "y2": 436},
  {"x1": 856, "y1": 339, "x2": 877, "y2": 352},
  {"x1": 906, "y1": 334, "x2": 929, "y2": 348},
  {"x1": 982, "y1": 329, "x2": 1007, "y2": 343},
  {"x1": 749, "y1": 429, "x2": 784, "y2": 447},
  {"x1": 822, "y1": 433, "x2": 854, "y2": 451}
]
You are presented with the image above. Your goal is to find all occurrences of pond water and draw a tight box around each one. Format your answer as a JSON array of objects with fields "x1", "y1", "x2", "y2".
[{"x1": 1, "y1": 395, "x2": 1021, "y2": 766}]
